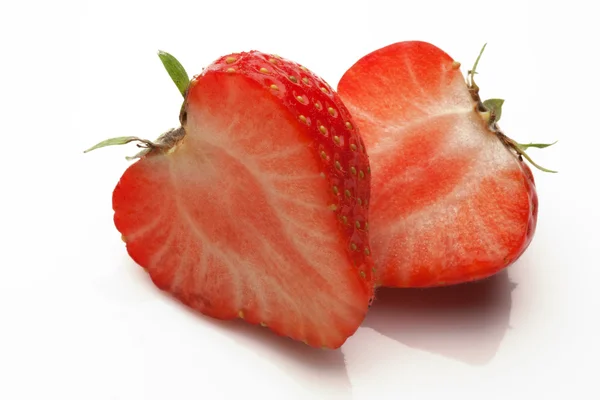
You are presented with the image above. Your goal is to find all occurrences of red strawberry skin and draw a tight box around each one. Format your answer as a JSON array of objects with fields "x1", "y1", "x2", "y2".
[
  {"x1": 338, "y1": 41, "x2": 538, "y2": 288},
  {"x1": 113, "y1": 51, "x2": 374, "y2": 348}
]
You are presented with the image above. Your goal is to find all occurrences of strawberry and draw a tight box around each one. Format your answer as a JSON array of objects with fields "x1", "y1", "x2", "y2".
[
  {"x1": 337, "y1": 41, "x2": 555, "y2": 288},
  {"x1": 85, "y1": 50, "x2": 374, "y2": 349}
]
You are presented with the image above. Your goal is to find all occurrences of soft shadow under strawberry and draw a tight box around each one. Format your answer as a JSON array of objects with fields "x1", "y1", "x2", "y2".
[
  {"x1": 149, "y1": 273, "x2": 352, "y2": 398},
  {"x1": 364, "y1": 270, "x2": 515, "y2": 365}
]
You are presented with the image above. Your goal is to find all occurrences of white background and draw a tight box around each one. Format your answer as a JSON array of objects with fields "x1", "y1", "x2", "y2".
[{"x1": 1, "y1": 0, "x2": 598, "y2": 399}]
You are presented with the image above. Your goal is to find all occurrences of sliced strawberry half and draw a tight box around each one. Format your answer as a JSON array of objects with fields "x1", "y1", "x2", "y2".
[
  {"x1": 87, "y1": 50, "x2": 374, "y2": 348},
  {"x1": 338, "y1": 41, "x2": 553, "y2": 288}
]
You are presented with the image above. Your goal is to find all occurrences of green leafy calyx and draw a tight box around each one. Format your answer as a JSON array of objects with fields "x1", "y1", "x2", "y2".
[
  {"x1": 465, "y1": 44, "x2": 557, "y2": 173},
  {"x1": 84, "y1": 51, "x2": 189, "y2": 159}
]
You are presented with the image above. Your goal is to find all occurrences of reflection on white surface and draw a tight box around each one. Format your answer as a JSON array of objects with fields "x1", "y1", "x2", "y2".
[
  {"x1": 117, "y1": 259, "x2": 514, "y2": 399},
  {"x1": 363, "y1": 271, "x2": 514, "y2": 365},
  {"x1": 204, "y1": 307, "x2": 353, "y2": 399},
  {"x1": 124, "y1": 259, "x2": 355, "y2": 399}
]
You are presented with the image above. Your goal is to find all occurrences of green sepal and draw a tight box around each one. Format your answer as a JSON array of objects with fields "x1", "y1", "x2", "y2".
[
  {"x1": 518, "y1": 150, "x2": 558, "y2": 173},
  {"x1": 83, "y1": 136, "x2": 154, "y2": 153},
  {"x1": 468, "y1": 43, "x2": 487, "y2": 87},
  {"x1": 158, "y1": 50, "x2": 190, "y2": 97},
  {"x1": 483, "y1": 98, "x2": 504, "y2": 122}
]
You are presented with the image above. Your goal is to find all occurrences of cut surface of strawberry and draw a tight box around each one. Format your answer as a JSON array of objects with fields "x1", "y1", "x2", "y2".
[
  {"x1": 90, "y1": 51, "x2": 374, "y2": 349},
  {"x1": 338, "y1": 41, "x2": 546, "y2": 288}
]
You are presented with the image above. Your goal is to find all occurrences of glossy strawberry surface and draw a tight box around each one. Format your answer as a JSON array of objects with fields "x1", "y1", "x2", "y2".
[
  {"x1": 338, "y1": 41, "x2": 538, "y2": 287},
  {"x1": 113, "y1": 51, "x2": 374, "y2": 348}
]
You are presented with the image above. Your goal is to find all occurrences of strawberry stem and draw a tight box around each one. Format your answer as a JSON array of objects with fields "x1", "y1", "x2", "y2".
[{"x1": 158, "y1": 50, "x2": 190, "y2": 97}]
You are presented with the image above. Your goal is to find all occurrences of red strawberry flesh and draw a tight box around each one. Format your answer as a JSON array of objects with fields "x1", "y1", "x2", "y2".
[
  {"x1": 113, "y1": 51, "x2": 373, "y2": 348},
  {"x1": 338, "y1": 41, "x2": 538, "y2": 287}
]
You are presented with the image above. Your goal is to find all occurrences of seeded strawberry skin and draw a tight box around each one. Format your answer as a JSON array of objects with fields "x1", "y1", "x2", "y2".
[
  {"x1": 186, "y1": 51, "x2": 374, "y2": 284},
  {"x1": 337, "y1": 41, "x2": 539, "y2": 288},
  {"x1": 112, "y1": 50, "x2": 375, "y2": 349}
]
